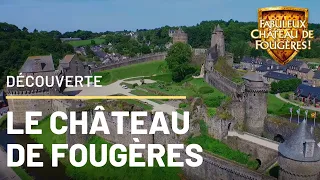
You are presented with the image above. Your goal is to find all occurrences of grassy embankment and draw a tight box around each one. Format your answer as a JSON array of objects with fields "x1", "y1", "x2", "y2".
[
  {"x1": 30, "y1": 117, "x2": 182, "y2": 180},
  {"x1": 186, "y1": 120, "x2": 260, "y2": 170},
  {"x1": 67, "y1": 38, "x2": 105, "y2": 47}
]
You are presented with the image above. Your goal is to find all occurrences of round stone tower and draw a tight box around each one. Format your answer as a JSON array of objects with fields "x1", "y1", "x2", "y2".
[
  {"x1": 243, "y1": 72, "x2": 268, "y2": 135},
  {"x1": 211, "y1": 24, "x2": 225, "y2": 57},
  {"x1": 278, "y1": 120, "x2": 320, "y2": 180}
]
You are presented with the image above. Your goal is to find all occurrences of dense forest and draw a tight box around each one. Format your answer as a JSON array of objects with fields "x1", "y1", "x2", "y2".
[
  {"x1": 0, "y1": 23, "x2": 74, "y2": 87},
  {"x1": 0, "y1": 19, "x2": 320, "y2": 87}
]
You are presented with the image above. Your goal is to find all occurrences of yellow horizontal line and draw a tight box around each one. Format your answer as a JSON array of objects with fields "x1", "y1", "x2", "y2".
[{"x1": 6, "y1": 96, "x2": 187, "y2": 100}]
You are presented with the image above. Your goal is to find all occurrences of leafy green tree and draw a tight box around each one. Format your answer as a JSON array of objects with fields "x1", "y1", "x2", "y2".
[
  {"x1": 166, "y1": 42, "x2": 195, "y2": 82},
  {"x1": 91, "y1": 39, "x2": 96, "y2": 45}
]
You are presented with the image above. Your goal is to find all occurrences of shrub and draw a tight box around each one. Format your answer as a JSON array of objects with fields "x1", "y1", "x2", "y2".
[
  {"x1": 204, "y1": 96, "x2": 226, "y2": 108},
  {"x1": 284, "y1": 93, "x2": 290, "y2": 99},
  {"x1": 179, "y1": 103, "x2": 188, "y2": 108},
  {"x1": 198, "y1": 86, "x2": 214, "y2": 94},
  {"x1": 132, "y1": 83, "x2": 138, "y2": 88}
]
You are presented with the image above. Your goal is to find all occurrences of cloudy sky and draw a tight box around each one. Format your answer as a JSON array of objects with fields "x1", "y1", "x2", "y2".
[{"x1": 0, "y1": 0, "x2": 318, "y2": 32}]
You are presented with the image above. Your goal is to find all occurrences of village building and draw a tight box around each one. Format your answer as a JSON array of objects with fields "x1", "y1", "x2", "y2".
[
  {"x1": 263, "y1": 71, "x2": 296, "y2": 84},
  {"x1": 312, "y1": 71, "x2": 320, "y2": 87},
  {"x1": 295, "y1": 84, "x2": 320, "y2": 107},
  {"x1": 58, "y1": 54, "x2": 91, "y2": 79},
  {"x1": 297, "y1": 68, "x2": 315, "y2": 80},
  {"x1": 240, "y1": 56, "x2": 275, "y2": 71},
  {"x1": 256, "y1": 64, "x2": 286, "y2": 77},
  {"x1": 286, "y1": 60, "x2": 309, "y2": 77}
]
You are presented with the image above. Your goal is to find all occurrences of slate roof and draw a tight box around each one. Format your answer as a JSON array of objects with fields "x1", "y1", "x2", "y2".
[
  {"x1": 286, "y1": 59, "x2": 305, "y2": 69},
  {"x1": 313, "y1": 71, "x2": 320, "y2": 79},
  {"x1": 295, "y1": 84, "x2": 320, "y2": 100},
  {"x1": 279, "y1": 120, "x2": 320, "y2": 162},
  {"x1": 299, "y1": 68, "x2": 311, "y2": 73},
  {"x1": 19, "y1": 55, "x2": 55, "y2": 73},
  {"x1": 243, "y1": 72, "x2": 263, "y2": 82},
  {"x1": 256, "y1": 65, "x2": 284, "y2": 72},
  {"x1": 60, "y1": 55, "x2": 75, "y2": 64},
  {"x1": 264, "y1": 71, "x2": 296, "y2": 81},
  {"x1": 215, "y1": 24, "x2": 223, "y2": 32}
]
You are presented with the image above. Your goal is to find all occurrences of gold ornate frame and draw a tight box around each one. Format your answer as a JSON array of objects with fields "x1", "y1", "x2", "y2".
[{"x1": 257, "y1": 6, "x2": 309, "y2": 65}]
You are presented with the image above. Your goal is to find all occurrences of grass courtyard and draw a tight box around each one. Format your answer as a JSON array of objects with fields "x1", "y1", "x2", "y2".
[
  {"x1": 67, "y1": 38, "x2": 106, "y2": 47},
  {"x1": 30, "y1": 117, "x2": 182, "y2": 180},
  {"x1": 93, "y1": 60, "x2": 169, "y2": 85}
]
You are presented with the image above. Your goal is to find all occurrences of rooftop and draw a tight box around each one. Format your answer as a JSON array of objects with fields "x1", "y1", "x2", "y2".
[
  {"x1": 279, "y1": 120, "x2": 320, "y2": 162},
  {"x1": 264, "y1": 71, "x2": 296, "y2": 81},
  {"x1": 60, "y1": 54, "x2": 75, "y2": 64},
  {"x1": 313, "y1": 71, "x2": 320, "y2": 79},
  {"x1": 256, "y1": 65, "x2": 284, "y2": 72},
  {"x1": 299, "y1": 68, "x2": 311, "y2": 73},
  {"x1": 286, "y1": 59, "x2": 305, "y2": 69},
  {"x1": 215, "y1": 24, "x2": 223, "y2": 32},
  {"x1": 19, "y1": 55, "x2": 55, "y2": 73},
  {"x1": 296, "y1": 84, "x2": 320, "y2": 100},
  {"x1": 243, "y1": 72, "x2": 263, "y2": 82}
]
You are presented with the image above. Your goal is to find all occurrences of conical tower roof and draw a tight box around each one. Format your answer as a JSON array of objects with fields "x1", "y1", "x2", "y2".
[
  {"x1": 215, "y1": 24, "x2": 223, "y2": 32},
  {"x1": 278, "y1": 120, "x2": 320, "y2": 162},
  {"x1": 243, "y1": 72, "x2": 263, "y2": 82}
]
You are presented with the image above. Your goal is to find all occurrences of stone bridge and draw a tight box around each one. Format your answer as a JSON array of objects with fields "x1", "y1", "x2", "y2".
[{"x1": 92, "y1": 52, "x2": 167, "y2": 72}]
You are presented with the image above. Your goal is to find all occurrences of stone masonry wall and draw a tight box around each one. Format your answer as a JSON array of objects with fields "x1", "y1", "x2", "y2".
[
  {"x1": 225, "y1": 135, "x2": 278, "y2": 166},
  {"x1": 205, "y1": 69, "x2": 244, "y2": 97},
  {"x1": 181, "y1": 151, "x2": 276, "y2": 180},
  {"x1": 92, "y1": 53, "x2": 167, "y2": 72}
]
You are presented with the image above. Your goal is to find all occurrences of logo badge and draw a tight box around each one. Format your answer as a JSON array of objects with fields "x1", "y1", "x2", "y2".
[{"x1": 258, "y1": 7, "x2": 309, "y2": 65}]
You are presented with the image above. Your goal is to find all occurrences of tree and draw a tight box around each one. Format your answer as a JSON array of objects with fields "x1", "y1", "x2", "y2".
[
  {"x1": 22, "y1": 27, "x2": 28, "y2": 32},
  {"x1": 165, "y1": 42, "x2": 195, "y2": 82},
  {"x1": 91, "y1": 39, "x2": 96, "y2": 45}
]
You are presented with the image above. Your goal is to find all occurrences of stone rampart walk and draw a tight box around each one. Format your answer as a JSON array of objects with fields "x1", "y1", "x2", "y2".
[
  {"x1": 0, "y1": 149, "x2": 21, "y2": 180},
  {"x1": 275, "y1": 93, "x2": 320, "y2": 112},
  {"x1": 227, "y1": 131, "x2": 279, "y2": 151}
]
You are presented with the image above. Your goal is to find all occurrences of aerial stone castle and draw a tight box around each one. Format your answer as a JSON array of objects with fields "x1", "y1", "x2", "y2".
[
  {"x1": 5, "y1": 54, "x2": 90, "y2": 127},
  {"x1": 204, "y1": 24, "x2": 268, "y2": 136}
]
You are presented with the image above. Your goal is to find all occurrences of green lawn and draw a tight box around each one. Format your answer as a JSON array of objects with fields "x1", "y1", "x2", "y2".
[
  {"x1": 130, "y1": 89, "x2": 164, "y2": 104},
  {"x1": 267, "y1": 94, "x2": 320, "y2": 121},
  {"x1": 30, "y1": 118, "x2": 182, "y2": 180},
  {"x1": 94, "y1": 60, "x2": 168, "y2": 85},
  {"x1": 186, "y1": 120, "x2": 259, "y2": 170},
  {"x1": 142, "y1": 78, "x2": 227, "y2": 108},
  {"x1": 12, "y1": 167, "x2": 34, "y2": 180},
  {"x1": 67, "y1": 38, "x2": 105, "y2": 47}
]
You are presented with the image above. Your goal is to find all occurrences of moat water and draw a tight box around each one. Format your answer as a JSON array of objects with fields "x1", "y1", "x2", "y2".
[{"x1": 0, "y1": 130, "x2": 71, "y2": 180}]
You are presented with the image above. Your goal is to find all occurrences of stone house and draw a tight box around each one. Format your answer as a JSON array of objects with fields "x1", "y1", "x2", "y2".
[
  {"x1": 312, "y1": 71, "x2": 320, "y2": 87},
  {"x1": 286, "y1": 60, "x2": 308, "y2": 77},
  {"x1": 297, "y1": 68, "x2": 314, "y2": 80},
  {"x1": 263, "y1": 71, "x2": 296, "y2": 84},
  {"x1": 58, "y1": 54, "x2": 91, "y2": 80},
  {"x1": 240, "y1": 56, "x2": 275, "y2": 71},
  {"x1": 256, "y1": 64, "x2": 285, "y2": 77},
  {"x1": 295, "y1": 84, "x2": 320, "y2": 106}
]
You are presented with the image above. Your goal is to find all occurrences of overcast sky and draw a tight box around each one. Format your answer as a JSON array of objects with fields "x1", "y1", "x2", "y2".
[{"x1": 0, "y1": 0, "x2": 319, "y2": 32}]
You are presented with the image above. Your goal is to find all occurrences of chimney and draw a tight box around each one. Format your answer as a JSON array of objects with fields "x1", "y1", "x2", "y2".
[{"x1": 304, "y1": 139, "x2": 315, "y2": 158}]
